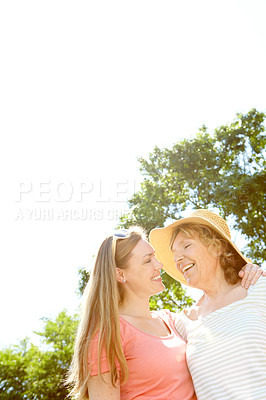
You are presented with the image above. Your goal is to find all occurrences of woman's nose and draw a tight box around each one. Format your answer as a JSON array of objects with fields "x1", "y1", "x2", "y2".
[{"x1": 155, "y1": 258, "x2": 163, "y2": 269}]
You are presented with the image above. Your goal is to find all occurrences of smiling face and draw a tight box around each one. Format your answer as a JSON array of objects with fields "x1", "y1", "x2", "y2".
[
  {"x1": 172, "y1": 231, "x2": 222, "y2": 289},
  {"x1": 120, "y1": 239, "x2": 165, "y2": 297}
]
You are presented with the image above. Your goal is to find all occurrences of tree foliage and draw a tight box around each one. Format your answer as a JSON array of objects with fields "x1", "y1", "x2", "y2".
[
  {"x1": 0, "y1": 310, "x2": 79, "y2": 400},
  {"x1": 120, "y1": 109, "x2": 266, "y2": 263},
  {"x1": 76, "y1": 267, "x2": 90, "y2": 297}
]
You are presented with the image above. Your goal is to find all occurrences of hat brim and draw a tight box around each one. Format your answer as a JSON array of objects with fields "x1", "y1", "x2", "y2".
[{"x1": 149, "y1": 215, "x2": 250, "y2": 286}]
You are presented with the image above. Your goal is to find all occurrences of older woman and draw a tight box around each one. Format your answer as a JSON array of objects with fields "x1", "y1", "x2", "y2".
[{"x1": 150, "y1": 209, "x2": 266, "y2": 400}]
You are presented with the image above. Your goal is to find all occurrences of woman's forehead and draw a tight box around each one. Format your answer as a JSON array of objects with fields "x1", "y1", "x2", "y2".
[
  {"x1": 172, "y1": 230, "x2": 198, "y2": 246},
  {"x1": 175, "y1": 230, "x2": 194, "y2": 240},
  {"x1": 131, "y1": 239, "x2": 154, "y2": 257}
]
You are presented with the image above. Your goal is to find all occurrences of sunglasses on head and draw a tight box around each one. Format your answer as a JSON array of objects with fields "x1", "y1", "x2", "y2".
[
  {"x1": 113, "y1": 231, "x2": 128, "y2": 238},
  {"x1": 112, "y1": 230, "x2": 129, "y2": 258}
]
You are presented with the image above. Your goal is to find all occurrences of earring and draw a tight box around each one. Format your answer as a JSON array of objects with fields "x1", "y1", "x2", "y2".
[{"x1": 122, "y1": 279, "x2": 126, "y2": 283}]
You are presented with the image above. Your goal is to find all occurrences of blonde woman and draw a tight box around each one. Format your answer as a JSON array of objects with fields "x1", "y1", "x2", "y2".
[
  {"x1": 150, "y1": 209, "x2": 266, "y2": 400},
  {"x1": 67, "y1": 226, "x2": 262, "y2": 400}
]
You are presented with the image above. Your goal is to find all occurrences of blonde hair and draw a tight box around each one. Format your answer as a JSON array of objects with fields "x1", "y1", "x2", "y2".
[
  {"x1": 170, "y1": 224, "x2": 245, "y2": 285},
  {"x1": 67, "y1": 227, "x2": 146, "y2": 399}
]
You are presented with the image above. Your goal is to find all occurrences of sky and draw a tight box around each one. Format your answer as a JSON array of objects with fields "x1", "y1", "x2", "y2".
[{"x1": 1, "y1": 0, "x2": 266, "y2": 348}]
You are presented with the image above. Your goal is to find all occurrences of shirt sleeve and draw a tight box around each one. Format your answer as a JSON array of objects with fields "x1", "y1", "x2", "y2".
[
  {"x1": 250, "y1": 276, "x2": 266, "y2": 305},
  {"x1": 88, "y1": 326, "x2": 125, "y2": 376}
]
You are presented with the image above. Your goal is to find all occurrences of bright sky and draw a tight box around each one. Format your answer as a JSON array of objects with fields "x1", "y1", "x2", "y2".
[{"x1": 1, "y1": 0, "x2": 266, "y2": 348}]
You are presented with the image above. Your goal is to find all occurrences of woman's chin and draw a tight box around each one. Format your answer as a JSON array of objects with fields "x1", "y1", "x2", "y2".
[
  {"x1": 185, "y1": 276, "x2": 200, "y2": 289},
  {"x1": 154, "y1": 282, "x2": 165, "y2": 294}
]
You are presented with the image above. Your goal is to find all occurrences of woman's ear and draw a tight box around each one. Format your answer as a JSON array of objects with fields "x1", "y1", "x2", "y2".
[{"x1": 116, "y1": 268, "x2": 127, "y2": 283}]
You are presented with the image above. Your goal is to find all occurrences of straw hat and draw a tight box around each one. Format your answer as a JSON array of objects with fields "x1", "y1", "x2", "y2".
[{"x1": 149, "y1": 209, "x2": 250, "y2": 285}]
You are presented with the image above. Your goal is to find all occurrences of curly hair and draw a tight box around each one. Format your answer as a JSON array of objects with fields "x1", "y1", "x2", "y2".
[{"x1": 170, "y1": 223, "x2": 246, "y2": 285}]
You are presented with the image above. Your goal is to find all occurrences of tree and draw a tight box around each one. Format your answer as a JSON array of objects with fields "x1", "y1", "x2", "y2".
[
  {"x1": 0, "y1": 338, "x2": 29, "y2": 399},
  {"x1": 0, "y1": 310, "x2": 79, "y2": 400},
  {"x1": 76, "y1": 267, "x2": 90, "y2": 297},
  {"x1": 118, "y1": 109, "x2": 266, "y2": 308},
  {"x1": 119, "y1": 109, "x2": 266, "y2": 263}
]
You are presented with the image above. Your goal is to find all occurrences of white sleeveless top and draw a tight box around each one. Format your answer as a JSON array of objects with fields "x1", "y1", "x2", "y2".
[{"x1": 175, "y1": 277, "x2": 266, "y2": 400}]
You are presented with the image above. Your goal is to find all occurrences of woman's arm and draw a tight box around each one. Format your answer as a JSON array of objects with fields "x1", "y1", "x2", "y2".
[
  {"x1": 239, "y1": 263, "x2": 266, "y2": 288},
  {"x1": 88, "y1": 372, "x2": 120, "y2": 400}
]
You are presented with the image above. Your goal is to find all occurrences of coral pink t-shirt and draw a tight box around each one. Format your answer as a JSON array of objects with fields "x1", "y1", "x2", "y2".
[{"x1": 89, "y1": 310, "x2": 196, "y2": 400}]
